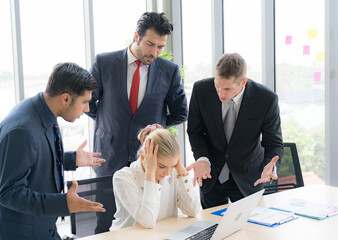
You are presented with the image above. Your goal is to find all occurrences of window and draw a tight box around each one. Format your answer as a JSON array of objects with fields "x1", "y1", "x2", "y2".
[
  {"x1": 20, "y1": 0, "x2": 90, "y2": 180},
  {"x1": 275, "y1": 0, "x2": 325, "y2": 184},
  {"x1": 93, "y1": 0, "x2": 146, "y2": 54},
  {"x1": 0, "y1": 0, "x2": 15, "y2": 122},
  {"x1": 182, "y1": 0, "x2": 212, "y2": 166},
  {"x1": 223, "y1": 0, "x2": 262, "y2": 83}
]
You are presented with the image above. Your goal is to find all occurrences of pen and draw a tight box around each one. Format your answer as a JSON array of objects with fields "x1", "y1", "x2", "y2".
[
  {"x1": 270, "y1": 165, "x2": 277, "y2": 184},
  {"x1": 327, "y1": 211, "x2": 338, "y2": 217},
  {"x1": 277, "y1": 215, "x2": 295, "y2": 225}
]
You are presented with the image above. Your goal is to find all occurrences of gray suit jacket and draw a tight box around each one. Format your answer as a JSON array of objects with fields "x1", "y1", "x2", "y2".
[
  {"x1": 0, "y1": 94, "x2": 76, "y2": 240},
  {"x1": 87, "y1": 48, "x2": 188, "y2": 176},
  {"x1": 188, "y1": 79, "x2": 283, "y2": 197}
]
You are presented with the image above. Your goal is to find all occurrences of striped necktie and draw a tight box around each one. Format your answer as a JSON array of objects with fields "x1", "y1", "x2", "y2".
[
  {"x1": 53, "y1": 122, "x2": 64, "y2": 192},
  {"x1": 219, "y1": 99, "x2": 235, "y2": 184}
]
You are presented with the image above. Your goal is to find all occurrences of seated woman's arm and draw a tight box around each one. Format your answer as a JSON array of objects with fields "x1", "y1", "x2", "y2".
[
  {"x1": 113, "y1": 170, "x2": 161, "y2": 228},
  {"x1": 174, "y1": 157, "x2": 201, "y2": 217},
  {"x1": 176, "y1": 172, "x2": 201, "y2": 217}
]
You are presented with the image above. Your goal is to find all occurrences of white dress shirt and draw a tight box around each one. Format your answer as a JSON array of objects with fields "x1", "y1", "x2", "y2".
[
  {"x1": 127, "y1": 47, "x2": 149, "y2": 108},
  {"x1": 111, "y1": 159, "x2": 201, "y2": 230},
  {"x1": 197, "y1": 85, "x2": 246, "y2": 165}
]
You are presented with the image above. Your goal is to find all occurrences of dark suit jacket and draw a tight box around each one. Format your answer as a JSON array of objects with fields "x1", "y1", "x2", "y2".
[
  {"x1": 0, "y1": 94, "x2": 76, "y2": 240},
  {"x1": 187, "y1": 78, "x2": 283, "y2": 197},
  {"x1": 87, "y1": 48, "x2": 188, "y2": 176}
]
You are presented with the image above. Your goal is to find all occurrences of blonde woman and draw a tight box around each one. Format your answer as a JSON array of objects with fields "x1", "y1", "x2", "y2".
[{"x1": 111, "y1": 127, "x2": 201, "y2": 229}]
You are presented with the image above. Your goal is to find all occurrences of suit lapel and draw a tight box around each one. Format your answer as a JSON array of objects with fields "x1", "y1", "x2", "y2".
[
  {"x1": 115, "y1": 49, "x2": 131, "y2": 115},
  {"x1": 145, "y1": 60, "x2": 161, "y2": 95},
  {"x1": 32, "y1": 94, "x2": 61, "y2": 192},
  {"x1": 230, "y1": 81, "x2": 255, "y2": 146},
  {"x1": 210, "y1": 86, "x2": 227, "y2": 149}
]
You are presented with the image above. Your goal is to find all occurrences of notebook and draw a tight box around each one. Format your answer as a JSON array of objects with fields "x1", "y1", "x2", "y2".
[
  {"x1": 248, "y1": 206, "x2": 298, "y2": 227},
  {"x1": 165, "y1": 189, "x2": 264, "y2": 240},
  {"x1": 270, "y1": 198, "x2": 338, "y2": 220}
]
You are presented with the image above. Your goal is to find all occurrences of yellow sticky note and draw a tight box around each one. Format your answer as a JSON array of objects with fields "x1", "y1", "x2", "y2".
[
  {"x1": 308, "y1": 29, "x2": 318, "y2": 39},
  {"x1": 316, "y1": 52, "x2": 324, "y2": 62}
]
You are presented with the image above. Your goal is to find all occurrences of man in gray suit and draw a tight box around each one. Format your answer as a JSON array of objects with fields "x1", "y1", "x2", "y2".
[
  {"x1": 87, "y1": 12, "x2": 188, "y2": 233},
  {"x1": 187, "y1": 53, "x2": 283, "y2": 209},
  {"x1": 0, "y1": 63, "x2": 106, "y2": 239}
]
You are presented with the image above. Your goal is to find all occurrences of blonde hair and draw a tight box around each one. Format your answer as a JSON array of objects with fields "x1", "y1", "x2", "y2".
[{"x1": 137, "y1": 129, "x2": 180, "y2": 158}]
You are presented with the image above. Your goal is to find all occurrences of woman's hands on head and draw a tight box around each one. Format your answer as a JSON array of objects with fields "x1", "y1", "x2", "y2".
[
  {"x1": 142, "y1": 138, "x2": 159, "y2": 182},
  {"x1": 175, "y1": 155, "x2": 188, "y2": 178},
  {"x1": 138, "y1": 124, "x2": 163, "y2": 144}
]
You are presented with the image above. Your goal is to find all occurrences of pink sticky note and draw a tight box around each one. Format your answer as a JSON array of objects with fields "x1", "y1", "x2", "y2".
[
  {"x1": 314, "y1": 72, "x2": 321, "y2": 82},
  {"x1": 285, "y1": 35, "x2": 292, "y2": 45},
  {"x1": 303, "y1": 45, "x2": 310, "y2": 55}
]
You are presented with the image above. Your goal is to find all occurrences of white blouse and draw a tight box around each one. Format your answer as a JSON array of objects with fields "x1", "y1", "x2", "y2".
[{"x1": 111, "y1": 159, "x2": 201, "y2": 230}]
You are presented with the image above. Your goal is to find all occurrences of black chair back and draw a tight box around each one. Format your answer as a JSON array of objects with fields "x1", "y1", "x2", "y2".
[
  {"x1": 264, "y1": 142, "x2": 304, "y2": 194},
  {"x1": 66, "y1": 176, "x2": 113, "y2": 238}
]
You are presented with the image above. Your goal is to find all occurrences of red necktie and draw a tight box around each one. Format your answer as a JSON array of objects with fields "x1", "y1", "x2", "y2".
[{"x1": 130, "y1": 60, "x2": 141, "y2": 115}]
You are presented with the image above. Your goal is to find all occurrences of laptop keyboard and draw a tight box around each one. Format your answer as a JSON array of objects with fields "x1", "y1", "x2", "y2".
[{"x1": 185, "y1": 223, "x2": 219, "y2": 240}]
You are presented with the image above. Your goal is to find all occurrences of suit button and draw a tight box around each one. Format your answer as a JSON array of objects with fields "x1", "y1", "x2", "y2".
[
  {"x1": 217, "y1": 168, "x2": 220, "y2": 172},
  {"x1": 225, "y1": 154, "x2": 229, "y2": 158}
]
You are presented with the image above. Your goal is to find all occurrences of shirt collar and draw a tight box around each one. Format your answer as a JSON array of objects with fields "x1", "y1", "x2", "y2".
[
  {"x1": 39, "y1": 92, "x2": 57, "y2": 126},
  {"x1": 127, "y1": 45, "x2": 138, "y2": 65},
  {"x1": 132, "y1": 159, "x2": 146, "y2": 188},
  {"x1": 232, "y1": 84, "x2": 246, "y2": 105},
  {"x1": 127, "y1": 45, "x2": 149, "y2": 68}
]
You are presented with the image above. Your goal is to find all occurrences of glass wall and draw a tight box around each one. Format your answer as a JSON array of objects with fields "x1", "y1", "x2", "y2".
[
  {"x1": 20, "y1": 0, "x2": 91, "y2": 180},
  {"x1": 0, "y1": 0, "x2": 15, "y2": 122},
  {"x1": 93, "y1": 0, "x2": 146, "y2": 54},
  {"x1": 275, "y1": 0, "x2": 325, "y2": 184},
  {"x1": 182, "y1": 0, "x2": 212, "y2": 166},
  {"x1": 223, "y1": 0, "x2": 262, "y2": 83}
]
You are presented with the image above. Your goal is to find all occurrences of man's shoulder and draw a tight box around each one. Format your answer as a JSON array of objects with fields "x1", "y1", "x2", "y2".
[
  {"x1": 96, "y1": 48, "x2": 126, "y2": 62},
  {"x1": 193, "y1": 77, "x2": 214, "y2": 88},
  {"x1": 246, "y1": 79, "x2": 277, "y2": 97},
  {"x1": 154, "y1": 56, "x2": 178, "y2": 70},
  {"x1": 0, "y1": 95, "x2": 40, "y2": 135}
]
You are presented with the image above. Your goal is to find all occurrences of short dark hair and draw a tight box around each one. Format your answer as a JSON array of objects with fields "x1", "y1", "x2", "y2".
[
  {"x1": 216, "y1": 53, "x2": 247, "y2": 84},
  {"x1": 45, "y1": 62, "x2": 97, "y2": 97},
  {"x1": 135, "y1": 12, "x2": 173, "y2": 41}
]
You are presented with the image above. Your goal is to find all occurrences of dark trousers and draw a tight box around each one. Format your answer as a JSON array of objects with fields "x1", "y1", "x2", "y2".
[
  {"x1": 200, "y1": 173, "x2": 244, "y2": 209},
  {"x1": 94, "y1": 176, "x2": 116, "y2": 234}
]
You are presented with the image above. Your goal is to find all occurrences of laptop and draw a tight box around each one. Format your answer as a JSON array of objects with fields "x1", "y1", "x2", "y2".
[{"x1": 165, "y1": 189, "x2": 265, "y2": 240}]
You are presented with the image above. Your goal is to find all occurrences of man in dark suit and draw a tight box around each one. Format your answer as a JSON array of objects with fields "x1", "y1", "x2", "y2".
[
  {"x1": 187, "y1": 53, "x2": 283, "y2": 208},
  {"x1": 87, "y1": 12, "x2": 188, "y2": 233},
  {"x1": 0, "y1": 63, "x2": 106, "y2": 239}
]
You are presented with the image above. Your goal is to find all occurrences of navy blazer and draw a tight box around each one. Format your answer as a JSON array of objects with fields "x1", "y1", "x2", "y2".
[
  {"x1": 0, "y1": 94, "x2": 76, "y2": 240},
  {"x1": 87, "y1": 48, "x2": 188, "y2": 176},
  {"x1": 187, "y1": 79, "x2": 283, "y2": 196}
]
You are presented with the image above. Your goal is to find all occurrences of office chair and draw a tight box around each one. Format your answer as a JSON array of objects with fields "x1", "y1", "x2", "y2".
[
  {"x1": 264, "y1": 142, "x2": 304, "y2": 195},
  {"x1": 66, "y1": 175, "x2": 113, "y2": 238}
]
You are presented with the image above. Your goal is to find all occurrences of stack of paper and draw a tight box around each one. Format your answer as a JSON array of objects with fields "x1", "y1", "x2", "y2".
[
  {"x1": 248, "y1": 207, "x2": 297, "y2": 227},
  {"x1": 270, "y1": 199, "x2": 338, "y2": 220}
]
